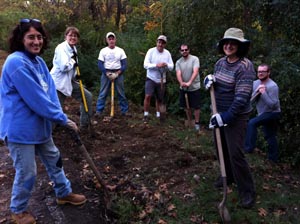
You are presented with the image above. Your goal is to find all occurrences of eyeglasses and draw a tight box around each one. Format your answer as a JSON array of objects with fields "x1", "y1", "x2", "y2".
[
  {"x1": 20, "y1": 18, "x2": 41, "y2": 24},
  {"x1": 257, "y1": 70, "x2": 269, "y2": 74},
  {"x1": 25, "y1": 34, "x2": 44, "y2": 41},
  {"x1": 67, "y1": 34, "x2": 78, "y2": 38},
  {"x1": 180, "y1": 49, "x2": 189, "y2": 52}
]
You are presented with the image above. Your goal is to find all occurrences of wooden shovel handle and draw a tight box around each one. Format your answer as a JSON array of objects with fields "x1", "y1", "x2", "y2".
[
  {"x1": 110, "y1": 80, "x2": 114, "y2": 117},
  {"x1": 210, "y1": 86, "x2": 226, "y2": 178}
]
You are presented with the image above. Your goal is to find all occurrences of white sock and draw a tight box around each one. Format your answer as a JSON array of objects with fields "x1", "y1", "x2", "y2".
[
  {"x1": 144, "y1": 111, "x2": 149, "y2": 116},
  {"x1": 156, "y1": 111, "x2": 160, "y2": 117}
]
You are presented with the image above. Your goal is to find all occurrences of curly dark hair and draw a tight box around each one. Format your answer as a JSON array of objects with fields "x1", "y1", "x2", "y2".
[{"x1": 8, "y1": 19, "x2": 49, "y2": 54}]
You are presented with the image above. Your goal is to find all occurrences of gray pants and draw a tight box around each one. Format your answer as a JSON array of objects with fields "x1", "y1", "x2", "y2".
[
  {"x1": 57, "y1": 81, "x2": 93, "y2": 127},
  {"x1": 214, "y1": 113, "x2": 255, "y2": 198}
]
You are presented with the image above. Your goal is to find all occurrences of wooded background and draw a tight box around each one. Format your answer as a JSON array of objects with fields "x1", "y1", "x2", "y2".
[{"x1": 0, "y1": 0, "x2": 299, "y2": 166}]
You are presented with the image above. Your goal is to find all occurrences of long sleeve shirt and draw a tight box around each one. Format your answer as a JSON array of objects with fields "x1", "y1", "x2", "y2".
[
  {"x1": 253, "y1": 78, "x2": 281, "y2": 115},
  {"x1": 0, "y1": 51, "x2": 67, "y2": 144},
  {"x1": 213, "y1": 57, "x2": 256, "y2": 122},
  {"x1": 144, "y1": 47, "x2": 174, "y2": 83}
]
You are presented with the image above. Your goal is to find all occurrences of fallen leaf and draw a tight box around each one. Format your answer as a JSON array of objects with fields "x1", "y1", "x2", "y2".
[
  {"x1": 145, "y1": 205, "x2": 154, "y2": 214},
  {"x1": 258, "y1": 207, "x2": 268, "y2": 217},
  {"x1": 157, "y1": 219, "x2": 167, "y2": 224},
  {"x1": 106, "y1": 184, "x2": 117, "y2": 191},
  {"x1": 167, "y1": 203, "x2": 176, "y2": 211},
  {"x1": 138, "y1": 210, "x2": 147, "y2": 219},
  {"x1": 154, "y1": 192, "x2": 161, "y2": 200},
  {"x1": 273, "y1": 209, "x2": 286, "y2": 216}
]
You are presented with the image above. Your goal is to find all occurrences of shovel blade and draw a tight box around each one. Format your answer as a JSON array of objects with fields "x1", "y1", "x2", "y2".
[
  {"x1": 159, "y1": 104, "x2": 166, "y2": 123},
  {"x1": 184, "y1": 119, "x2": 195, "y2": 128},
  {"x1": 218, "y1": 204, "x2": 231, "y2": 223}
]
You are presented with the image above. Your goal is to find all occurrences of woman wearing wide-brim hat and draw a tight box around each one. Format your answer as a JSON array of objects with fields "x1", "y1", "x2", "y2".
[{"x1": 204, "y1": 27, "x2": 256, "y2": 209}]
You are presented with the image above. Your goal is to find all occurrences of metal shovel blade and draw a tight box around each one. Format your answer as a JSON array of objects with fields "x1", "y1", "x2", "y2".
[
  {"x1": 218, "y1": 177, "x2": 231, "y2": 223},
  {"x1": 184, "y1": 92, "x2": 195, "y2": 128},
  {"x1": 184, "y1": 119, "x2": 195, "y2": 128}
]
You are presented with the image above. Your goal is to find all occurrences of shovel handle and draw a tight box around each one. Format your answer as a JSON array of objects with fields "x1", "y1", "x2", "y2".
[
  {"x1": 76, "y1": 67, "x2": 89, "y2": 113},
  {"x1": 210, "y1": 86, "x2": 226, "y2": 178},
  {"x1": 110, "y1": 80, "x2": 114, "y2": 117},
  {"x1": 250, "y1": 90, "x2": 261, "y2": 103},
  {"x1": 71, "y1": 132, "x2": 110, "y2": 195},
  {"x1": 210, "y1": 85, "x2": 231, "y2": 224}
]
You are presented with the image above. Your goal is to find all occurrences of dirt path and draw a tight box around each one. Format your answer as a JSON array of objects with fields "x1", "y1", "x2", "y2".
[{"x1": 0, "y1": 97, "x2": 207, "y2": 223}]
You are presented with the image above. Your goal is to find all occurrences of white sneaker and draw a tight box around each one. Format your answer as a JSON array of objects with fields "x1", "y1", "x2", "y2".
[{"x1": 195, "y1": 124, "x2": 200, "y2": 131}]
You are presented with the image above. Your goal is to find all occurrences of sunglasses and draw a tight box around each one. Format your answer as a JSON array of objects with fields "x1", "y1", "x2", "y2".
[
  {"x1": 180, "y1": 49, "x2": 189, "y2": 52},
  {"x1": 20, "y1": 18, "x2": 41, "y2": 24}
]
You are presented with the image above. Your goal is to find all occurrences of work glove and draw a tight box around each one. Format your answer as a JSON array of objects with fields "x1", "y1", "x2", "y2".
[
  {"x1": 204, "y1": 74, "x2": 216, "y2": 90},
  {"x1": 106, "y1": 72, "x2": 119, "y2": 80},
  {"x1": 209, "y1": 113, "x2": 225, "y2": 129},
  {"x1": 65, "y1": 119, "x2": 79, "y2": 133},
  {"x1": 209, "y1": 111, "x2": 235, "y2": 128}
]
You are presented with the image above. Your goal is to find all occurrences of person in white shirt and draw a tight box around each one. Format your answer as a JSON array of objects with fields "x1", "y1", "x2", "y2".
[
  {"x1": 143, "y1": 35, "x2": 174, "y2": 122},
  {"x1": 95, "y1": 32, "x2": 130, "y2": 117},
  {"x1": 50, "y1": 26, "x2": 93, "y2": 128}
]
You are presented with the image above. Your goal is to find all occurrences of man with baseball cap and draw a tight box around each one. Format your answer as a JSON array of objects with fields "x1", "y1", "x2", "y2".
[
  {"x1": 143, "y1": 34, "x2": 174, "y2": 122},
  {"x1": 96, "y1": 32, "x2": 130, "y2": 117}
]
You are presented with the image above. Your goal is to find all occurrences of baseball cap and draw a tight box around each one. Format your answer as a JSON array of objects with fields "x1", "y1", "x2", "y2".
[
  {"x1": 157, "y1": 35, "x2": 167, "y2": 43},
  {"x1": 106, "y1": 32, "x2": 116, "y2": 38}
]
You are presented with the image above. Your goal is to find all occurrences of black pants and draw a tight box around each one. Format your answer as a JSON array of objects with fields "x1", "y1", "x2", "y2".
[{"x1": 214, "y1": 113, "x2": 256, "y2": 198}]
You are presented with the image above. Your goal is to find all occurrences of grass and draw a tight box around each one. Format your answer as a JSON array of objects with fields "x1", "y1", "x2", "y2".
[{"x1": 113, "y1": 115, "x2": 300, "y2": 224}]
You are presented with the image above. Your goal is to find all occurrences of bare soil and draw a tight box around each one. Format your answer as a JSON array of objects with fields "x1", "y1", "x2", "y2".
[{"x1": 0, "y1": 97, "x2": 209, "y2": 224}]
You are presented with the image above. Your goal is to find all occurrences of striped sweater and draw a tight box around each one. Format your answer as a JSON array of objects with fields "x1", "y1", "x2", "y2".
[{"x1": 213, "y1": 56, "x2": 256, "y2": 123}]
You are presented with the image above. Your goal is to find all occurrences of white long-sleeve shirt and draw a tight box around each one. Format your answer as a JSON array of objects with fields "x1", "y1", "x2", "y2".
[{"x1": 143, "y1": 47, "x2": 174, "y2": 83}]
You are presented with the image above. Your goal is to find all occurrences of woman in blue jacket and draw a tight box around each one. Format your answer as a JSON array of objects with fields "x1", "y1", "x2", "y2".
[{"x1": 0, "y1": 19, "x2": 86, "y2": 224}]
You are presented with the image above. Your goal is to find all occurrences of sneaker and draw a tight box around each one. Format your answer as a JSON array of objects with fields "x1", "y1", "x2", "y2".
[
  {"x1": 56, "y1": 193, "x2": 87, "y2": 206},
  {"x1": 195, "y1": 124, "x2": 200, "y2": 131},
  {"x1": 11, "y1": 211, "x2": 36, "y2": 224}
]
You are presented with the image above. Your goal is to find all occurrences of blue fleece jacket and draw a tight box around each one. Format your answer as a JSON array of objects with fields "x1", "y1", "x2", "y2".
[{"x1": 0, "y1": 51, "x2": 67, "y2": 144}]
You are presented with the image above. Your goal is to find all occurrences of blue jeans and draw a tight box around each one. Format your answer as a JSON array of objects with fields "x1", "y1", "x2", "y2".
[
  {"x1": 96, "y1": 73, "x2": 129, "y2": 114},
  {"x1": 245, "y1": 112, "x2": 281, "y2": 162},
  {"x1": 7, "y1": 138, "x2": 72, "y2": 213}
]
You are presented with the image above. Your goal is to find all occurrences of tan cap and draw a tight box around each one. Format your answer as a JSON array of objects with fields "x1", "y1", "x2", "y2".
[{"x1": 157, "y1": 35, "x2": 167, "y2": 43}]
